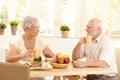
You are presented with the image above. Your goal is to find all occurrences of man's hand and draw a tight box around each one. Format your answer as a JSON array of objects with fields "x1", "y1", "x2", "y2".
[
  {"x1": 73, "y1": 60, "x2": 86, "y2": 68},
  {"x1": 78, "y1": 37, "x2": 86, "y2": 44}
]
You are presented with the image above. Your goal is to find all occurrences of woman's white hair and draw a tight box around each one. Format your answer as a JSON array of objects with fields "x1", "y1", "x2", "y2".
[{"x1": 22, "y1": 16, "x2": 38, "y2": 30}]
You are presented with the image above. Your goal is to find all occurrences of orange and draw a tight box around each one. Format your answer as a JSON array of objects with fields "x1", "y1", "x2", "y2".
[{"x1": 56, "y1": 53, "x2": 63, "y2": 59}]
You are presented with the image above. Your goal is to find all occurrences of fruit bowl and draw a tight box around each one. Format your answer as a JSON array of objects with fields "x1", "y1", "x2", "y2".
[{"x1": 50, "y1": 62, "x2": 69, "y2": 69}]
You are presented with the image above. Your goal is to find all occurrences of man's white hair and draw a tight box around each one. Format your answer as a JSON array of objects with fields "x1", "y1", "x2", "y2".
[{"x1": 89, "y1": 18, "x2": 106, "y2": 34}]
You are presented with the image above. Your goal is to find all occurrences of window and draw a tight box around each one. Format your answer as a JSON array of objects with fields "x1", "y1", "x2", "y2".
[
  {"x1": 0, "y1": 0, "x2": 120, "y2": 39},
  {"x1": 90, "y1": 0, "x2": 119, "y2": 39}
]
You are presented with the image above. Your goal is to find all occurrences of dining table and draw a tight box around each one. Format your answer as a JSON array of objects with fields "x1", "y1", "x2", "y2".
[{"x1": 30, "y1": 64, "x2": 110, "y2": 80}]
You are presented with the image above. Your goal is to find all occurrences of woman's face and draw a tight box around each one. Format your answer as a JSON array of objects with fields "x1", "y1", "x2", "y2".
[{"x1": 26, "y1": 24, "x2": 40, "y2": 37}]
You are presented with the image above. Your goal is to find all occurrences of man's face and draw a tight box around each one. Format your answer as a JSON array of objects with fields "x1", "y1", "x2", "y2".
[{"x1": 85, "y1": 22, "x2": 98, "y2": 37}]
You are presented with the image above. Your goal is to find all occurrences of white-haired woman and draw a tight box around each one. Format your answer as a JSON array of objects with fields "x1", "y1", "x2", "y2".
[{"x1": 6, "y1": 16, "x2": 55, "y2": 80}]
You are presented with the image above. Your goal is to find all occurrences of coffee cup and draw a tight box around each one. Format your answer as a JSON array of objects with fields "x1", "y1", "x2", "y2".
[{"x1": 85, "y1": 35, "x2": 92, "y2": 44}]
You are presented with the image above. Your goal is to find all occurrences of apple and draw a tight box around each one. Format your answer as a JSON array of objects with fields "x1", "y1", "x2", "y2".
[
  {"x1": 64, "y1": 57, "x2": 70, "y2": 64},
  {"x1": 56, "y1": 58, "x2": 64, "y2": 64}
]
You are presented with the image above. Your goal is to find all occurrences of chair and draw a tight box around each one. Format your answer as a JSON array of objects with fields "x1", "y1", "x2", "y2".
[
  {"x1": 115, "y1": 48, "x2": 120, "y2": 80},
  {"x1": 0, "y1": 62, "x2": 30, "y2": 80}
]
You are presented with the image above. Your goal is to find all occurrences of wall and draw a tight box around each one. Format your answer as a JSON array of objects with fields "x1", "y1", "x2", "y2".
[{"x1": 43, "y1": 37, "x2": 79, "y2": 55}]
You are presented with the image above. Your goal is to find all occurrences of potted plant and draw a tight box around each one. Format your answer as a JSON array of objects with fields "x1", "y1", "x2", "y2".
[
  {"x1": 10, "y1": 20, "x2": 19, "y2": 35},
  {"x1": 0, "y1": 22, "x2": 6, "y2": 35},
  {"x1": 60, "y1": 24, "x2": 70, "y2": 38}
]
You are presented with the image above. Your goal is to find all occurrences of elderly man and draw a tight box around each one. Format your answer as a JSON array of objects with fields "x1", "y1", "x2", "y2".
[{"x1": 72, "y1": 18, "x2": 118, "y2": 80}]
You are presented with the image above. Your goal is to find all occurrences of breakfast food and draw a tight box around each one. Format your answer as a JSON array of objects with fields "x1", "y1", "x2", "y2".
[
  {"x1": 31, "y1": 61, "x2": 42, "y2": 67},
  {"x1": 34, "y1": 56, "x2": 42, "y2": 62},
  {"x1": 50, "y1": 53, "x2": 70, "y2": 68},
  {"x1": 31, "y1": 49, "x2": 42, "y2": 67},
  {"x1": 51, "y1": 53, "x2": 70, "y2": 64}
]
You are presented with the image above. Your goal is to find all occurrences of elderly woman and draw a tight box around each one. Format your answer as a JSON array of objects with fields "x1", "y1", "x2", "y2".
[{"x1": 6, "y1": 16, "x2": 55, "y2": 80}]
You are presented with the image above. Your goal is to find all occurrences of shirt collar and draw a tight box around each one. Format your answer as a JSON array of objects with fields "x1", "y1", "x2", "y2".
[{"x1": 94, "y1": 34, "x2": 103, "y2": 43}]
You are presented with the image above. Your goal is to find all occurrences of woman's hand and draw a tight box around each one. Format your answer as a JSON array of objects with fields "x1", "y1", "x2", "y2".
[
  {"x1": 43, "y1": 46, "x2": 55, "y2": 58},
  {"x1": 23, "y1": 49, "x2": 33, "y2": 58}
]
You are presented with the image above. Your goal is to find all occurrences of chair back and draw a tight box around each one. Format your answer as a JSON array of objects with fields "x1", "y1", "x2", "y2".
[
  {"x1": 0, "y1": 62, "x2": 30, "y2": 80},
  {"x1": 115, "y1": 48, "x2": 120, "y2": 80}
]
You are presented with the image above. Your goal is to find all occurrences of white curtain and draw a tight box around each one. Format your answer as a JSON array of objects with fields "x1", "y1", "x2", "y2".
[{"x1": 25, "y1": 0, "x2": 40, "y2": 18}]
